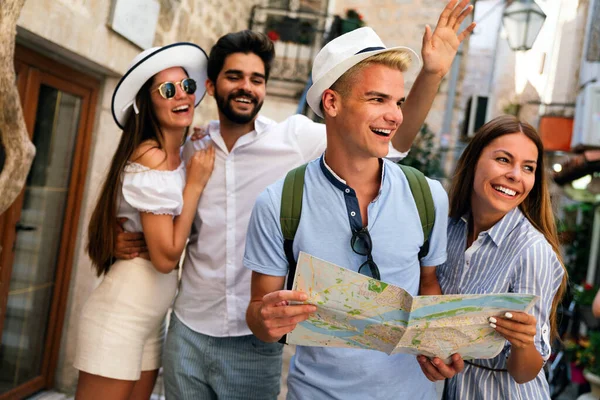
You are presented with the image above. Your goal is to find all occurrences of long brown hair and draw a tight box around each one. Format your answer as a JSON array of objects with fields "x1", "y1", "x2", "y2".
[
  {"x1": 448, "y1": 115, "x2": 567, "y2": 340},
  {"x1": 87, "y1": 77, "x2": 168, "y2": 276}
]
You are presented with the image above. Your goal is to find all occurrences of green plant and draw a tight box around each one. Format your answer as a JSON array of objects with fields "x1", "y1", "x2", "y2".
[
  {"x1": 502, "y1": 101, "x2": 521, "y2": 117},
  {"x1": 399, "y1": 124, "x2": 444, "y2": 179},
  {"x1": 577, "y1": 331, "x2": 600, "y2": 376},
  {"x1": 345, "y1": 9, "x2": 364, "y2": 23},
  {"x1": 560, "y1": 203, "x2": 595, "y2": 285},
  {"x1": 341, "y1": 9, "x2": 365, "y2": 33},
  {"x1": 574, "y1": 283, "x2": 600, "y2": 306},
  {"x1": 564, "y1": 337, "x2": 580, "y2": 361}
]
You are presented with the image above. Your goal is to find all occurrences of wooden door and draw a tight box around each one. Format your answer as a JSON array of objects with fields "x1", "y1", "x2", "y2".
[{"x1": 0, "y1": 45, "x2": 99, "y2": 400}]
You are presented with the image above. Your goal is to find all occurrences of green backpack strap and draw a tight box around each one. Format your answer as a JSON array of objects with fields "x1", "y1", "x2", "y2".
[
  {"x1": 397, "y1": 164, "x2": 435, "y2": 259},
  {"x1": 279, "y1": 163, "x2": 434, "y2": 279},
  {"x1": 280, "y1": 163, "x2": 308, "y2": 290},
  {"x1": 279, "y1": 164, "x2": 307, "y2": 345}
]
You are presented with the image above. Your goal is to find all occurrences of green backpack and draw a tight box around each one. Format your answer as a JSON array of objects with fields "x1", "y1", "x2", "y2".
[{"x1": 280, "y1": 163, "x2": 435, "y2": 291}]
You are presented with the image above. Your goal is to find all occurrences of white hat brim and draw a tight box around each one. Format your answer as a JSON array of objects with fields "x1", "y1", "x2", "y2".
[
  {"x1": 111, "y1": 42, "x2": 208, "y2": 129},
  {"x1": 306, "y1": 46, "x2": 421, "y2": 118}
]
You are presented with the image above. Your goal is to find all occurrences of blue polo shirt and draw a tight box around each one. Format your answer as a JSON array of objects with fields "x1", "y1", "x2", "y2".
[{"x1": 244, "y1": 155, "x2": 448, "y2": 400}]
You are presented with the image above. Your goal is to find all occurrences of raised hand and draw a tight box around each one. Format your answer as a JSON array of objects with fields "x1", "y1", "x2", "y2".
[
  {"x1": 422, "y1": 0, "x2": 476, "y2": 78},
  {"x1": 417, "y1": 353, "x2": 465, "y2": 382},
  {"x1": 489, "y1": 312, "x2": 537, "y2": 349}
]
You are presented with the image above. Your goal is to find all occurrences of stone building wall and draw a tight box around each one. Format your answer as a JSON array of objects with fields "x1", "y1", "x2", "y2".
[
  {"x1": 16, "y1": 0, "x2": 256, "y2": 393},
  {"x1": 152, "y1": 0, "x2": 259, "y2": 123}
]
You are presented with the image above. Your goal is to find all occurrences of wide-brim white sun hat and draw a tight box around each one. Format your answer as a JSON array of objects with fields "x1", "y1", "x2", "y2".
[
  {"x1": 306, "y1": 27, "x2": 421, "y2": 118},
  {"x1": 111, "y1": 42, "x2": 208, "y2": 129}
]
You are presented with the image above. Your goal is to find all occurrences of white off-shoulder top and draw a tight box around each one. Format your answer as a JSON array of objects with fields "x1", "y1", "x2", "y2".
[{"x1": 117, "y1": 161, "x2": 186, "y2": 233}]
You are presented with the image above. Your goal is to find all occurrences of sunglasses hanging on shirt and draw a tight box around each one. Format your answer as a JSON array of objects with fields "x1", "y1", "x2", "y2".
[{"x1": 351, "y1": 227, "x2": 381, "y2": 280}]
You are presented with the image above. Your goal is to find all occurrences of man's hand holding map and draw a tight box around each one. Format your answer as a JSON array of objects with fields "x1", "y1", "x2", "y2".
[{"x1": 287, "y1": 252, "x2": 539, "y2": 362}]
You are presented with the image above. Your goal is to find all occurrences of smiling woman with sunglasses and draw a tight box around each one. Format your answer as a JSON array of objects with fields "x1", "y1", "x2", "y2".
[{"x1": 73, "y1": 43, "x2": 215, "y2": 400}]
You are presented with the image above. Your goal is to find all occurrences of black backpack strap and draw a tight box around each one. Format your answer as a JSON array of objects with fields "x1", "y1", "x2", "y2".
[
  {"x1": 397, "y1": 164, "x2": 435, "y2": 259},
  {"x1": 280, "y1": 164, "x2": 308, "y2": 290}
]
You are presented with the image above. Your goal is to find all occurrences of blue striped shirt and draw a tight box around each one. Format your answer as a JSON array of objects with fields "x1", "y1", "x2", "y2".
[{"x1": 437, "y1": 208, "x2": 564, "y2": 400}]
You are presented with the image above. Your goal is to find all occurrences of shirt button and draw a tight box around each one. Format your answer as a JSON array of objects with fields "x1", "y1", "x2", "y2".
[
  {"x1": 350, "y1": 211, "x2": 356, "y2": 217},
  {"x1": 345, "y1": 189, "x2": 350, "y2": 193}
]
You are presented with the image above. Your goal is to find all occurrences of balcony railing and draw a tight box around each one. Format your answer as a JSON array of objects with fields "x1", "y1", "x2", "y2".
[{"x1": 249, "y1": 5, "x2": 329, "y2": 97}]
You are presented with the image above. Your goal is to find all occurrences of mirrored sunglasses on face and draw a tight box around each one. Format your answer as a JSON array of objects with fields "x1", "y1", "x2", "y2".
[{"x1": 153, "y1": 78, "x2": 197, "y2": 99}]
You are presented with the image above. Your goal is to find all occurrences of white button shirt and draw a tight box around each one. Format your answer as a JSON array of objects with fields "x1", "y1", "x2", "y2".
[
  {"x1": 177, "y1": 114, "x2": 327, "y2": 336},
  {"x1": 177, "y1": 114, "x2": 407, "y2": 337}
]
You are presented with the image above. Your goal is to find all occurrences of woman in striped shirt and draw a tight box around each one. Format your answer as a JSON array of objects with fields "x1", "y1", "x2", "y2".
[{"x1": 434, "y1": 115, "x2": 567, "y2": 399}]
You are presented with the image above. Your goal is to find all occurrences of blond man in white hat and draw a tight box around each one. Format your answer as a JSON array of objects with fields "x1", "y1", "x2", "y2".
[{"x1": 244, "y1": 4, "x2": 474, "y2": 399}]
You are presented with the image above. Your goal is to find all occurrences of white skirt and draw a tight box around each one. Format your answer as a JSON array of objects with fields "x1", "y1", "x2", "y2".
[{"x1": 74, "y1": 257, "x2": 178, "y2": 380}]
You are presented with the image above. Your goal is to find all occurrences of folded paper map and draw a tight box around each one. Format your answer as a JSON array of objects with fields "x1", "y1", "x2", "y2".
[{"x1": 287, "y1": 252, "x2": 539, "y2": 361}]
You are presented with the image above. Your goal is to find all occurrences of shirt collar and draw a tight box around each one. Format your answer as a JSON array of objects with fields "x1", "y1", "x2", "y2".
[
  {"x1": 207, "y1": 114, "x2": 275, "y2": 137},
  {"x1": 319, "y1": 154, "x2": 386, "y2": 194},
  {"x1": 254, "y1": 115, "x2": 276, "y2": 136},
  {"x1": 487, "y1": 208, "x2": 525, "y2": 246},
  {"x1": 205, "y1": 115, "x2": 275, "y2": 152},
  {"x1": 461, "y1": 208, "x2": 525, "y2": 247},
  {"x1": 320, "y1": 154, "x2": 350, "y2": 191}
]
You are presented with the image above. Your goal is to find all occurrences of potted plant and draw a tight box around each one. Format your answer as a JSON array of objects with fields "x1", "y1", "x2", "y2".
[
  {"x1": 502, "y1": 100, "x2": 521, "y2": 117},
  {"x1": 565, "y1": 337, "x2": 589, "y2": 385},
  {"x1": 538, "y1": 112, "x2": 574, "y2": 152},
  {"x1": 341, "y1": 9, "x2": 365, "y2": 33},
  {"x1": 574, "y1": 283, "x2": 600, "y2": 330},
  {"x1": 579, "y1": 331, "x2": 600, "y2": 397},
  {"x1": 560, "y1": 203, "x2": 595, "y2": 285},
  {"x1": 399, "y1": 124, "x2": 445, "y2": 179}
]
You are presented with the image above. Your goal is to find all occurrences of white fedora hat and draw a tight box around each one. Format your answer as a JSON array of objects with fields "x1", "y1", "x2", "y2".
[
  {"x1": 111, "y1": 42, "x2": 208, "y2": 129},
  {"x1": 306, "y1": 27, "x2": 421, "y2": 118}
]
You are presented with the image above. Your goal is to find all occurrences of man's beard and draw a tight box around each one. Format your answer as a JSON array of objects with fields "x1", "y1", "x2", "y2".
[{"x1": 215, "y1": 89, "x2": 263, "y2": 124}]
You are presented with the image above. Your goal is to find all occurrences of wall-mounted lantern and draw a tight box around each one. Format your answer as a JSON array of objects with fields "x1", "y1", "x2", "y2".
[{"x1": 502, "y1": 0, "x2": 546, "y2": 51}]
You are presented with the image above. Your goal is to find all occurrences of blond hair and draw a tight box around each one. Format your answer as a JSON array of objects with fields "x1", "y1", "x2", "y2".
[{"x1": 330, "y1": 50, "x2": 413, "y2": 97}]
